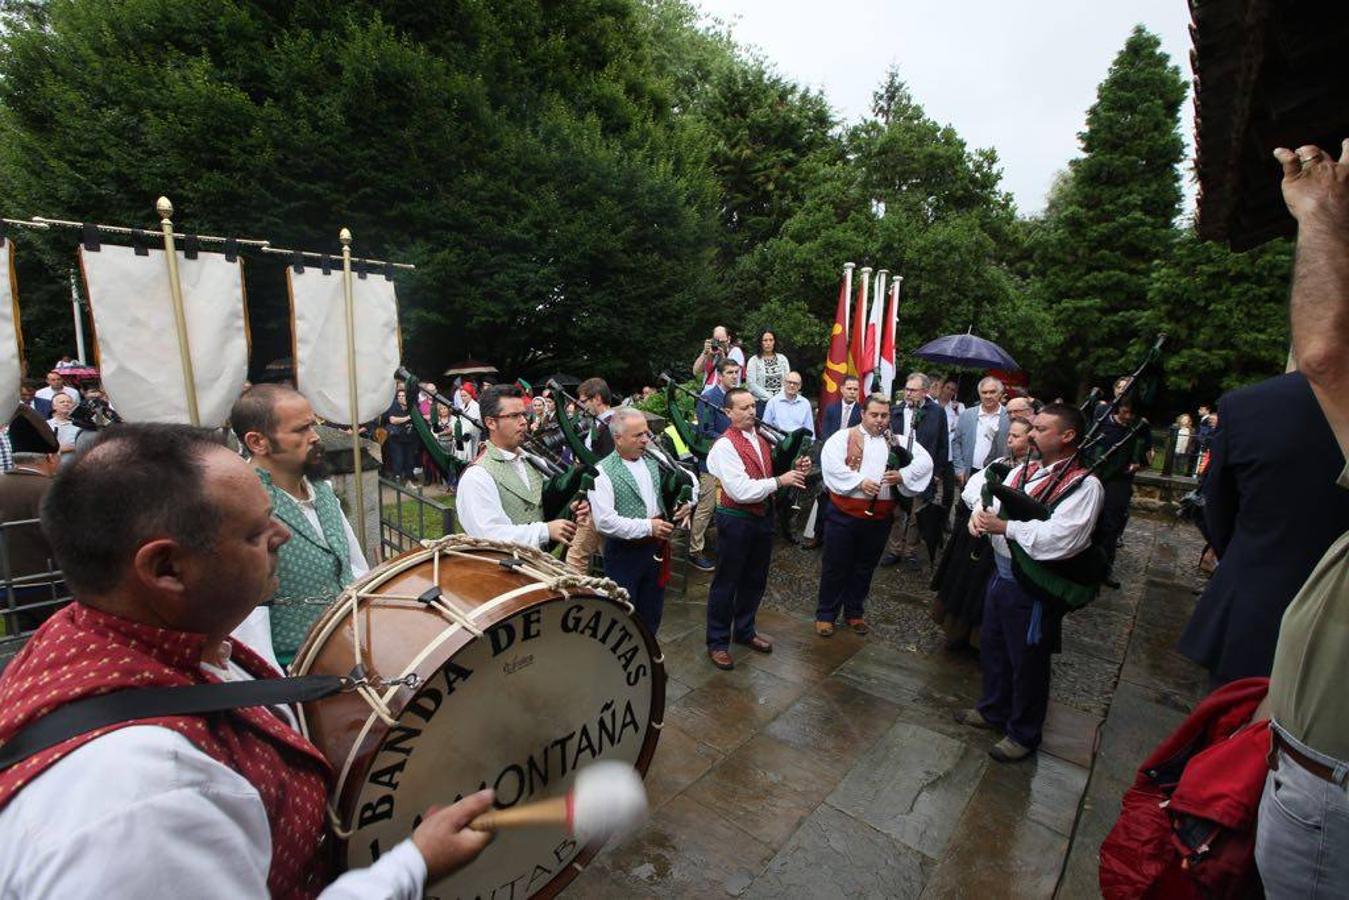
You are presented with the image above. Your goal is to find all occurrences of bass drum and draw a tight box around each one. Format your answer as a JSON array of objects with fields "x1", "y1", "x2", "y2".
[{"x1": 291, "y1": 535, "x2": 664, "y2": 898}]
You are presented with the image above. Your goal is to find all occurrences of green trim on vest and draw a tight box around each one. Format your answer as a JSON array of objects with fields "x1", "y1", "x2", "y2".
[
  {"x1": 257, "y1": 470, "x2": 354, "y2": 667},
  {"x1": 476, "y1": 444, "x2": 544, "y2": 525},
  {"x1": 598, "y1": 452, "x2": 665, "y2": 519}
]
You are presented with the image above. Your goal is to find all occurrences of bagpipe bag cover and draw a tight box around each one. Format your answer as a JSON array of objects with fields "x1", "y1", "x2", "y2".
[
  {"x1": 288, "y1": 267, "x2": 399, "y2": 425},
  {"x1": 79, "y1": 245, "x2": 248, "y2": 427}
]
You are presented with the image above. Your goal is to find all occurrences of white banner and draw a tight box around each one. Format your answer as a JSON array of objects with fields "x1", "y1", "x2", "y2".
[
  {"x1": 0, "y1": 241, "x2": 23, "y2": 420},
  {"x1": 80, "y1": 244, "x2": 249, "y2": 427},
  {"x1": 289, "y1": 265, "x2": 399, "y2": 424}
]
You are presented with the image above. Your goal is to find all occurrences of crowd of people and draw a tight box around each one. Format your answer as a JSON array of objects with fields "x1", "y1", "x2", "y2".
[{"x1": 0, "y1": 138, "x2": 1344, "y2": 898}]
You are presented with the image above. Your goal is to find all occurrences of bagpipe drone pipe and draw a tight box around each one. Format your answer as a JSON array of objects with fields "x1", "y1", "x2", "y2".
[{"x1": 398, "y1": 367, "x2": 465, "y2": 479}]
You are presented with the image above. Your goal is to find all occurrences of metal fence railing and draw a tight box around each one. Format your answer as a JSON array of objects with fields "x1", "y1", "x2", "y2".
[
  {"x1": 0, "y1": 517, "x2": 73, "y2": 671},
  {"x1": 376, "y1": 477, "x2": 456, "y2": 561}
]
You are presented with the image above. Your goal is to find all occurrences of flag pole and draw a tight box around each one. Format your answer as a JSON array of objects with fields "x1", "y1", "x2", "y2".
[
  {"x1": 339, "y1": 227, "x2": 369, "y2": 561},
  {"x1": 873, "y1": 269, "x2": 888, "y2": 392},
  {"x1": 842, "y1": 262, "x2": 855, "y2": 339},
  {"x1": 156, "y1": 197, "x2": 201, "y2": 426}
]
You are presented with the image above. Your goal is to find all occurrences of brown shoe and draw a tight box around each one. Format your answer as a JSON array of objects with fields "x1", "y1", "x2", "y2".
[
  {"x1": 708, "y1": 649, "x2": 735, "y2": 670},
  {"x1": 814, "y1": 621, "x2": 835, "y2": 637},
  {"x1": 846, "y1": 618, "x2": 869, "y2": 635},
  {"x1": 734, "y1": 634, "x2": 773, "y2": 654}
]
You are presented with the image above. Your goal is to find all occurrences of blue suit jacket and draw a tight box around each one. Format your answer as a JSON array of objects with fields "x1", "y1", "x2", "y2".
[
  {"x1": 820, "y1": 399, "x2": 862, "y2": 442},
  {"x1": 1179, "y1": 371, "x2": 1349, "y2": 681},
  {"x1": 951, "y1": 405, "x2": 1011, "y2": 475}
]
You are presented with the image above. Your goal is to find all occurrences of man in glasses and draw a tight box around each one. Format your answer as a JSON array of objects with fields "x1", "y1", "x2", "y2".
[{"x1": 457, "y1": 384, "x2": 589, "y2": 547}]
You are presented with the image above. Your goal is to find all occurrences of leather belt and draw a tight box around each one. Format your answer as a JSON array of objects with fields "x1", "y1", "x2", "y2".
[{"x1": 1270, "y1": 730, "x2": 1341, "y2": 784}]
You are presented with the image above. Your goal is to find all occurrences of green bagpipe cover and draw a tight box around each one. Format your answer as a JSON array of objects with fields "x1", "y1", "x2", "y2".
[
  {"x1": 542, "y1": 465, "x2": 595, "y2": 522},
  {"x1": 402, "y1": 373, "x2": 464, "y2": 477},
  {"x1": 769, "y1": 428, "x2": 813, "y2": 477},
  {"x1": 664, "y1": 382, "x2": 714, "y2": 460}
]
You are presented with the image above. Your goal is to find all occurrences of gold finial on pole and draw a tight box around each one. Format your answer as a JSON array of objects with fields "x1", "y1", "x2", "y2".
[
  {"x1": 158, "y1": 196, "x2": 201, "y2": 426},
  {"x1": 338, "y1": 226, "x2": 368, "y2": 559}
]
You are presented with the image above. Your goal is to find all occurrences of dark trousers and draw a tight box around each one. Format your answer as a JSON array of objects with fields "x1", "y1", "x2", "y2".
[
  {"x1": 386, "y1": 438, "x2": 417, "y2": 478},
  {"x1": 815, "y1": 503, "x2": 891, "y2": 623},
  {"x1": 977, "y1": 572, "x2": 1055, "y2": 749},
  {"x1": 604, "y1": 537, "x2": 665, "y2": 636},
  {"x1": 1095, "y1": 478, "x2": 1133, "y2": 570},
  {"x1": 706, "y1": 511, "x2": 773, "y2": 650}
]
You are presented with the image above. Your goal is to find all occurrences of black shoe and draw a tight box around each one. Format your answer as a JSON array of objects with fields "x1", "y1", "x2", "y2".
[
  {"x1": 903, "y1": 555, "x2": 921, "y2": 572},
  {"x1": 688, "y1": 554, "x2": 716, "y2": 572},
  {"x1": 878, "y1": 553, "x2": 900, "y2": 567}
]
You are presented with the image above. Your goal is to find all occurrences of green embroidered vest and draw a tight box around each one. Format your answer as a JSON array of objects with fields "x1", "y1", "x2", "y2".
[
  {"x1": 598, "y1": 452, "x2": 665, "y2": 519},
  {"x1": 475, "y1": 444, "x2": 545, "y2": 524},
  {"x1": 257, "y1": 470, "x2": 355, "y2": 668}
]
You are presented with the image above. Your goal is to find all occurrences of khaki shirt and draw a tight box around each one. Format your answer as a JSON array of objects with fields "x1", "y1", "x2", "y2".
[{"x1": 1267, "y1": 462, "x2": 1349, "y2": 759}]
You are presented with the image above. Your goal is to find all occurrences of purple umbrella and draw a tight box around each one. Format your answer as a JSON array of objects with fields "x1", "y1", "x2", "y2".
[{"x1": 913, "y1": 332, "x2": 1019, "y2": 371}]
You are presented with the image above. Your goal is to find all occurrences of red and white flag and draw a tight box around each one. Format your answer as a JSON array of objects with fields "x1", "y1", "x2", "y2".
[
  {"x1": 819, "y1": 263, "x2": 854, "y2": 414},
  {"x1": 848, "y1": 266, "x2": 872, "y2": 379},
  {"x1": 876, "y1": 276, "x2": 902, "y2": 399},
  {"x1": 863, "y1": 269, "x2": 887, "y2": 393}
]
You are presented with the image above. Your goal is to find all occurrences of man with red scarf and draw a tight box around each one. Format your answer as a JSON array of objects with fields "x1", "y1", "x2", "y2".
[
  {"x1": 0, "y1": 424, "x2": 493, "y2": 897},
  {"x1": 703, "y1": 387, "x2": 809, "y2": 670},
  {"x1": 953, "y1": 403, "x2": 1103, "y2": 762}
]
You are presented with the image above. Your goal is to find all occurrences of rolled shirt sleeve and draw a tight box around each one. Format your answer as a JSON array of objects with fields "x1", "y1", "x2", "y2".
[{"x1": 588, "y1": 467, "x2": 655, "y2": 541}]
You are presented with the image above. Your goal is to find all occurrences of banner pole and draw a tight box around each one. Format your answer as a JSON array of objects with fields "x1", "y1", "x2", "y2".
[
  {"x1": 157, "y1": 197, "x2": 201, "y2": 426},
  {"x1": 69, "y1": 269, "x2": 87, "y2": 364},
  {"x1": 339, "y1": 227, "x2": 368, "y2": 560}
]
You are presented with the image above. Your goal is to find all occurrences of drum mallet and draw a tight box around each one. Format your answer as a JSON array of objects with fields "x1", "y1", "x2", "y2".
[{"x1": 468, "y1": 761, "x2": 648, "y2": 842}]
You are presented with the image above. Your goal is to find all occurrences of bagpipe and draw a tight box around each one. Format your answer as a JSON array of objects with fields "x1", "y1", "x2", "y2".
[
  {"x1": 868, "y1": 405, "x2": 918, "y2": 518},
  {"x1": 397, "y1": 367, "x2": 465, "y2": 479},
  {"x1": 546, "y1": 380, "x2": 698, "y2": 519},
  {"x1": 658, "y1": 373, "x2": 814, "y2": 477},
  {"x1": 979, "y1": 334, "x2": 1167, "y2": 612},
  {"x1": 397, "y1": 367, "x2": 594, "y2": 522}
]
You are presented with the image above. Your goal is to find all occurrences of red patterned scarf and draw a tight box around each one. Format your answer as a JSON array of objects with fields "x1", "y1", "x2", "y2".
[
  {"x1": 0, "y1": 604, "x2": 334, "y2": 898},
  {"x1": 719, "y1": 427, "x2": 775, "y2": 516},
  {"x1": 1018, "y1": 456, "x2": 1091, "y2": 507}
]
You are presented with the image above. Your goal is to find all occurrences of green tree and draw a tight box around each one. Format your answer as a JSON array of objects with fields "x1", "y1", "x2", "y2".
[{"x1": 1030, "y1": 25, "x2": 1187, "y2": 396}]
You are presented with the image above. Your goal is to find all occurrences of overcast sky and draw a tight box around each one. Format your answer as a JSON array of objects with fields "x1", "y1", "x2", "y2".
[{"x1": 693, "y1": 0, "x2": 1197, "y2": 216}]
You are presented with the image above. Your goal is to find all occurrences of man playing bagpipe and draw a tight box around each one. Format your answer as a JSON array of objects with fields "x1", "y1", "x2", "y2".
[
  {"x1": 815, "y1": 393, "x2": 933, "y2": 636},
  {"x1": 457, "y1": 385, "x2": 590, "y2": 547},
  {"x1": 954, "y1": 403, "x2": 1104, "y2": 762},
  {"x1": 705, "y1": 387, "x2": 810, "y2": 670},
  {"x1": 587, "y1": 408, "x2": 696, "y2": 635}
]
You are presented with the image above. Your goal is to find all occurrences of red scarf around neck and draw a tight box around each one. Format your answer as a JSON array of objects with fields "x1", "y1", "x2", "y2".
[{"x1": 0, "y1": 604, "x2": 334, "y2": 898}]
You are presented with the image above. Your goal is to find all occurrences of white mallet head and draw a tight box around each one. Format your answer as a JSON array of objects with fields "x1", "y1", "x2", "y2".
[{"x1": 568, "y1": 761, "x2": 649, "y2": 843}]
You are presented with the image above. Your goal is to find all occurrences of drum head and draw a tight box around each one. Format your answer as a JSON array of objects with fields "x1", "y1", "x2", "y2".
[{"x1": 340, "y1": 593, "x2": 663, "y2": 897}]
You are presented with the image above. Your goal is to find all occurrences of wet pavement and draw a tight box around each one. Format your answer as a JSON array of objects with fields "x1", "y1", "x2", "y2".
[{"x1": 572, "y1": 513, "x2": 1211, "y2": 898}]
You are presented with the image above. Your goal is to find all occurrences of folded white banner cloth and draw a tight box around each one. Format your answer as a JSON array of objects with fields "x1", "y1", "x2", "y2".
[
  {"x1": 80, "y1": 244, "x2": 248, "y2": 427},
  {"x1": 0, "y1": 241, "x2": 24, "y2": 420},
  {"x1": 289, "y1": 266, "x2": 399, "y2": 424}
]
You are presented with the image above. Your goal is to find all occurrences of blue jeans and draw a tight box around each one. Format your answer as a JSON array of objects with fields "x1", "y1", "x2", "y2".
[{"x1": 1256, "y1": 725, "x2": 1349, "y2": 898}]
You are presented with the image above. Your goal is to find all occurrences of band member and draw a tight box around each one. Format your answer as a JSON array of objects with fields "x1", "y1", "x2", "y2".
[
  {"x1": 801, "y1": 374, "x2": 862, "y2": 548},
  {"x1": 457, "y1": 384, "x2": 589, "y2": 547},
  {"x1": 815, "y1": 394, "x2": 933, "y2": 636},
  {"x1": 704, "y1": 387, "x2": 809, "y2": 669},
  {"x1": 1090, "y1": 398, "x2": 1153, "y2": 580},
  {"x1": 881, "y1": 373, "x2": 948, "y2": 568},
  {"x1": 230, "y1": 385, "x2": 369, "y2": 670},
  {"x1": 0, "y1": 424, "x2": 493, "y2": 896},
  {"x1": 688, "y1": 359, "x2": 740, "y2": 571},
  {"x1": 954, "y1": 404, "x2": 1104, "y2": 762},
  {"x1": 930, "y1": 416, "x2": 1034, "y2": 650},
  {"x1": 588, "y1": 408, "x2": 695, "y2": 634},
  {"x1": 565, "y1": 377, "x2": 617, "y2": 574}
]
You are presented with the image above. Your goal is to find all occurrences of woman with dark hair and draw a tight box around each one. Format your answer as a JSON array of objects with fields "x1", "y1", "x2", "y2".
[
  {"x1": 382, "y1": 388, "x2": 417, "y2": 484},
  {"x1": 745, "y1": 329, "x2": 790, "y2": 419}
]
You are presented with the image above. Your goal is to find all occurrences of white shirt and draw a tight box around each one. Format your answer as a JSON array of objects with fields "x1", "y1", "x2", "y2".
[
  {"x1": 699, "y1": 345, "x2": 746, "y2": 388},
  {"x1": 589, "y1": 456, "x2": 685, "y2": 541},
  {"x1": 456, "y1": 445, "x2": 551, "y2": 548},
  {"x1": 942, "y1": 401, "x2": 964, "y2": 461},
  {"x1": 821, "y1": 427, "x2": 933, "y2": 500},
  {"x1": 35, "y1": 385, "x2": 80, "y2": 405},
  {"x1": 0, "y1": 654, "x2": 427, "y2": 900},
  {"x1": 971, "y1": 406, "x2": 1004, "y2": 471},
  {"x1": 231, "y1": 478, "x2": 370, "y2": 673},
  {"x1": 706, "y1": 428, "x2": 777, "y2": 504},
  {"x1": 962, "y1": 459, "x2": 1104, "y2": 561}
]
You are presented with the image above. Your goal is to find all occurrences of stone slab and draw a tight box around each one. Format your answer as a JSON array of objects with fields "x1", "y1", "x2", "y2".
[
  {"x1": 1040, "y1": 700, "x2": 1103, "y2": 769},
  {"x1": 765, "y1": 678, "x2": 903, "y2": 772},
  {"x1": 664, "y1": 665, "x2": 808, "y2": 755},
  {"x1": 745, "y1": 802, "x2": 930, "y2": 900},
  {"x1": 642, "y1": 722, "x2": 723, "y2": 810},
  {"x1": 827, "y1": 721, "x2": 987, "y2": 860}
]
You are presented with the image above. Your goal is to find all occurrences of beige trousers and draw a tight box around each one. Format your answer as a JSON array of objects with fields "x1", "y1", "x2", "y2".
[
  {"x1": 689, "y1": 472, "x2": 719, "y2": 555},
  {"x1": 565, "y1": 516, "x2": 601, "y2": 574}
]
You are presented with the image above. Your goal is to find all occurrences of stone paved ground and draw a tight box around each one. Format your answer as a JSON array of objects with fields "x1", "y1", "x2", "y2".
[{"x1": 569, "y1": 511, "x2": 1211, "y2": 898}]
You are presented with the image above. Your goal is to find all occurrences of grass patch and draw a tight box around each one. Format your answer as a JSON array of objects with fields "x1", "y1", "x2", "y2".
[{"x1": 381, "y1": 497, "x2": 456, "y2": 542}]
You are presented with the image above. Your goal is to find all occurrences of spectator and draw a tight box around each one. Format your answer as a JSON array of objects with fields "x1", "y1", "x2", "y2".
[
  {"x1": 882, "y1": 372, "x2": 948, "y2": 569},
  {"x1": 381, "y1": 388, "x2": 418, "y2": 484},
  {"x1": 35, "y1": 371, "x2": 80, "y2": 411},
  {"x1": 951, "y1": 377, "x2": 1010, "y2": 486},
  {"x1": 763, "y1": 371, "x2": 814, "y2": 542},
  {"x1": 1090, "y1": 399, "x2": 1153, "y2": 579},
  {"x1": 691, "y1": 324, "x2": 745, "y2": 390},
  {"x1": 417, "y1": 381, "x2": 437, "y2": 418},
  {"x1": 745, "y1": 329, "x2": 790, "y2": 417},
  {"x1": 452, "y1": 383, "x2": 482, "y2": 466},
  {"x1": 0, "y1": 407, "x2": 64, "y2": 623},
  {"x1": 802, "y1": 374, "x2": 862, "y2": 549},
  {"x1": 46, "y1": 394, "x2": 80, "y2": 460},
  {"x1": 1174, "y1": 413, "x2": 1195, "y2": 474},
  {"x1": 688, "y1": 359, "x2": 739, "y2": 570}
]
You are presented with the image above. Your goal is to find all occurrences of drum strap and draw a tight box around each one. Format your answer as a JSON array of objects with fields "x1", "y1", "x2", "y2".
[{"x1": 0, "y1": 675, "x2": 345, "y2": 772}]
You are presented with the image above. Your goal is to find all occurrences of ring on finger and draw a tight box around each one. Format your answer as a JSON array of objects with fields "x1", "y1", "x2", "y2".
[{"x1": 1297, "y1": 151, "x2": 1319, "y2": 168}]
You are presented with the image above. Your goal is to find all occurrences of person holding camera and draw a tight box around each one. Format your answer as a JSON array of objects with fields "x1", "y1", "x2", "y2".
[{"x1": 692, "y1": 325, "x2": 745, "y2": 390}]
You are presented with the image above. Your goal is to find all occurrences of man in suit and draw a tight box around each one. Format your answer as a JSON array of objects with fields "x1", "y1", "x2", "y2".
[
  {"x1": 881, "y1": 372, "x2": 949, "y2": 568},
  {"x1": 688, "y1": 359, "x2": 740, "y2": 570},
  {"x1": 1178, "y1": 369, "x2": 1349, "y2": 685},
  {"x1": 951, "y1": 377, "x2": 1011, "y2": 486},
  {"x1": 801, "y1": 375, "x2": 862, "y2": 548}
]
